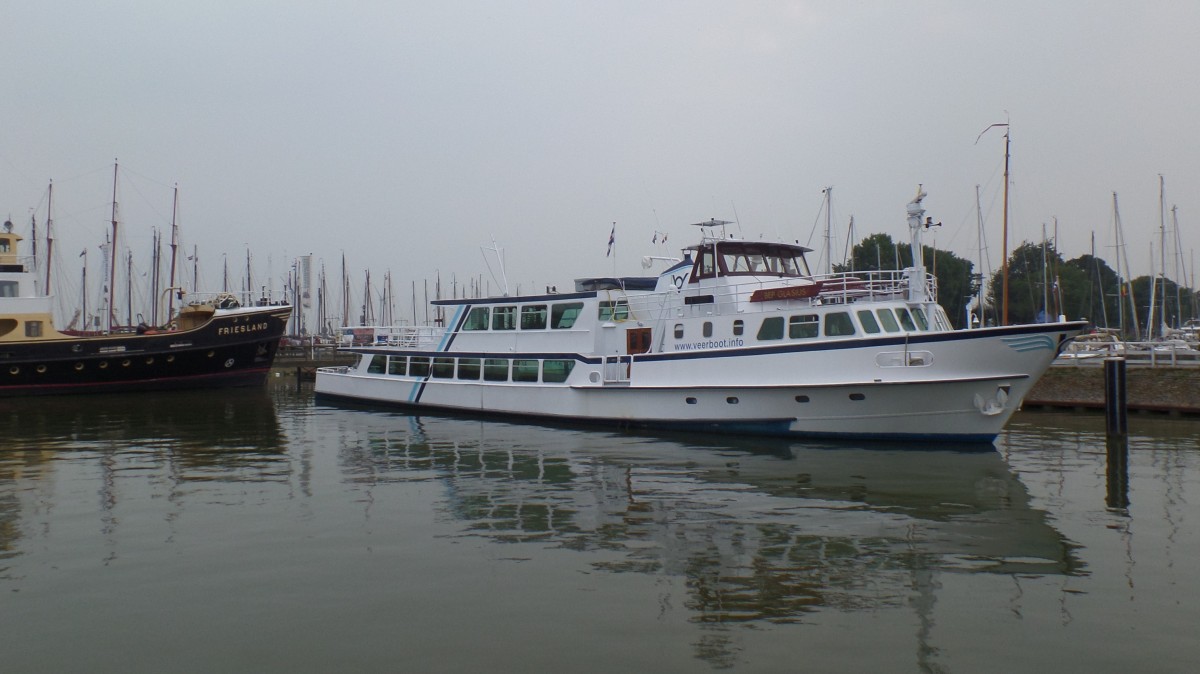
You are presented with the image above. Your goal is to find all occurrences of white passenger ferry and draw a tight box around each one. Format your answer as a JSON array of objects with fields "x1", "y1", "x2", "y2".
[{"x1": 316, "y1": 190, "x2": 1085, "y2": 442}]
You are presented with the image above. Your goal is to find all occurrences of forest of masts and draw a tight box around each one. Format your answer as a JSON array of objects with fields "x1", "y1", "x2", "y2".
[{"x1": 17, "y1": 165, "x2": 1197, "y2": 342}]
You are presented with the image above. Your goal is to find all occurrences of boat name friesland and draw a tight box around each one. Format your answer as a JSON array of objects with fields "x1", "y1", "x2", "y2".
[{"x1": 218, "y1": 322, "x2": 270, "y2": 336}]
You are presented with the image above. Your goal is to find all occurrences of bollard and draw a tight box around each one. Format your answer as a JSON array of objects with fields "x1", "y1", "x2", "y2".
[{"x1": 1103, "y1": 357, "x2": 1127, "y2": 437}]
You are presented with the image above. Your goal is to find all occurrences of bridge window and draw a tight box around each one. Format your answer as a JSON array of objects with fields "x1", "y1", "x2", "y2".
[
  {"x1": 521, "y1": 305, "x2": 548, "y2": 330},
  {"x1": 824, "y1": 312, "x2": 856, "y2": 337},
  {"x1": 598, "y1": 300, "x2": 629, "y2": 321},
  {"x1": 876, "y1": 309, "x2": 901, "y2": 332},
  {"x1": 757, "y1": 316, "x2": 784, "y2": 340},
  {"x1": 910, "y1": 307, "x2": 930, "y2": 330},
  {"x1": 788, "y1": 315, "x2": 818, "y2": 339},
  {"x1": 551, "y1": 302, "x2": 583, "y2": 329},
  {"x1": 492, "y1": 306, "x2": 517, "y2": 330},
  {"x1": 857, "y1": 310, "x2": 881, "y2": 334},
  {"x1": 895, "y1": 308, "x2": 917, "y2": 331},
  {"x1": 463, "y1": 307, "x2": 489, "y2": 331}
]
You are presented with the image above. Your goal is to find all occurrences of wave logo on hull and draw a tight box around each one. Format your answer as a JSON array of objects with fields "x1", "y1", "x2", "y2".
[{"x1": 1002, "y1": 334, "x2": 1056, "y2": 352}]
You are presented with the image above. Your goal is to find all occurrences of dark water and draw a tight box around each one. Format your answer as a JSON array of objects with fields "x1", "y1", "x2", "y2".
[{"x1": 2, "y1": 379, "x2": 1198, "y2": 673}]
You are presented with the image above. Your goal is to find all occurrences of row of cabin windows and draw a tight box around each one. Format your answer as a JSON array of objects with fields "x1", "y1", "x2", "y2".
[
  {"x1": 365, "y1": 354, "x2": 575, "y2": 383},
  {"x1": 671, "y1": 306, "x2": 932, "y2": 341},
  {"x1": 462, "y1": 302, "x2": 586, "y2": 332}
]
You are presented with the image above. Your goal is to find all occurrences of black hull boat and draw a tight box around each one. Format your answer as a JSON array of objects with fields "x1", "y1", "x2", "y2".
[
  {"x1": 0, "y1": 304, "x2": 291, "y2": 397},
  {"x1": 1, "y1": 218, "x2": 291, "y2": 398}
]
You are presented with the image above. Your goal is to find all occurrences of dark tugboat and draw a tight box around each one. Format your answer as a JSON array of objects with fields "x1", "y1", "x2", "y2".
[{"x1": 0, "y1": 219, "x2": 290, "y2": 397}]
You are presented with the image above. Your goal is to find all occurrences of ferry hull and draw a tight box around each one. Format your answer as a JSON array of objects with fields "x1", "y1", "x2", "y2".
[{"x1": 315, "y1": 323, "x2": 1076, "y2": 443}]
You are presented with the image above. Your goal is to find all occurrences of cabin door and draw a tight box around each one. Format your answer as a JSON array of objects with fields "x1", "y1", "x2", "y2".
[{"x1": 626, "y1": 327, "x2": 652, "y2": 355}]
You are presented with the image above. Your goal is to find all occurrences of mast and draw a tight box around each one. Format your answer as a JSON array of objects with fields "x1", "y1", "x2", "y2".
[
  {"x1": 976, "y1": 123, "x2": 1010, "y2": 324},
  {"x1": 125, "y1": 250, "x2": 133, "y2": 327},
  {"x1": 1113, "y1": 192, "x2": 1140, "y2": 340},
  {"x1": 108, "y1": 161, "x2": 119, "y2": 332},
  {"x1": 974, "y1": 184, "x2": 987, "y2": 327},
  {"x1": 44, "y1": 180, "x2": 54, "y2": 291},
  {"x1": 823, "y1": 186, "x2": 833, "y2": 276},
  {"x1": 905, "y1": 185, "x2": 930, "y2": 303},
  {"x1": 1158, "y1": 175, "x2": 1169, "y2": 335},
  {"x1": 167, "y1": 186, "x2": 179, "y2": 320}
]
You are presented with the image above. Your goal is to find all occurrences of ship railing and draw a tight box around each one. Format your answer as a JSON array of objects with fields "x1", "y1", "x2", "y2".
[
  {"x1": 339, "y1": 324, "x2": 446, "y2": 348},
  {"x1": 613, "y1": 269, "x2": 933, "y2": 319}
]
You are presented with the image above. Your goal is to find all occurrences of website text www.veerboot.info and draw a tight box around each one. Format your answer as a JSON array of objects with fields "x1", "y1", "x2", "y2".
[{"x1": 673, "y1": 338, "x2": 745, "y2": 351}]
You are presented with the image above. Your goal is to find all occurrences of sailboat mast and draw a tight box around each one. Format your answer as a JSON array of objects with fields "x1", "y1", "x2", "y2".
[
  {"x1": 1158, "y1": 175, "x2": 1169, "y2": 334},
  {"x1": 44, "y1": 180, "x2": 54, "y2": 291},
  {"x1": 167, "y1": 186, "x2": 179, "y2": 321},
  {"x1": 1113, "y1": 192, "x2": 1140, "y2": 340},
  {"x1": 1001, "y1": 131, "x2": 1011, "y2": 325},
  {"x1": 108, "y1": 161, "x2": 119, "y2": 332}
]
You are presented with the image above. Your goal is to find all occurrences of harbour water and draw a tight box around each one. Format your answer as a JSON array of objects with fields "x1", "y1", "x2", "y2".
[{"x1": 2, "y1": 379, "x2": 1198, "y2": 672}]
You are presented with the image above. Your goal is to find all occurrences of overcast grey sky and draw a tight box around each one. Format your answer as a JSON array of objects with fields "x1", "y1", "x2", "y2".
[{"x1": 3, "y1": 1, "x2": 1198, "y2": 308}]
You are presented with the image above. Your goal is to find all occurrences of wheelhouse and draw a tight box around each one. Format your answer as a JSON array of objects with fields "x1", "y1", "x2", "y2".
[{"x1": 688, "y1": 241, "x2": 813, "y2": 282}]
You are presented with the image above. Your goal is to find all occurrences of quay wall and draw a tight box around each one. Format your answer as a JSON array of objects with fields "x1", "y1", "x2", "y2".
[{"x1": 1026, "y1": 365, "x2": 1200, "y2": 415}]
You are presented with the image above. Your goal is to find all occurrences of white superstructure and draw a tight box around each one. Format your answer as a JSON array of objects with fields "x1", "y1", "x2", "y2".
[{"x1": 316, "y1": 191, "x2": 1085, "y2": 442}]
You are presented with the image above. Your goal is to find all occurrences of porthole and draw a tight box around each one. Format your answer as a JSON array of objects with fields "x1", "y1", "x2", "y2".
[
  {"x1": 99, "y1": 361, "x2": 109, "y2": 369},
  {"x1": 795, "y1": 395, "x2": 810, "y2": 403},
  {"x1": 849, "y1": 393, "x2": 865, "y2": 401},
  {"x1": 71, "y1": 344, "x2": 83, "y2": 353},
  {"x1": 207, "y1": 350, "x2": 215, "y2": 358},
  {"x1": 224, "y1": 358, "x2": 235, "y2": 368},
  {"x1": 726, "y1": 396, "x2": 739, "y2": 404},
  {"x1": 166, "y1": 355, "x2": 175, "y2": 363},
  {"x1": 145, "y1": 357, "x2": 154, "y2": 365},
  {"x1": 9, "y1": 366, "x2": 19, "y2": 375},
  {"x1": 685, "y1": 397, "x2": 698, "y2": 404},
  {"x1": 122, "y1": 359, "x2": 131, "y2": 367},
  {"x1": 35, "y1": 365, "x2": 46, "y2": 374},
  {"x1": 74, "y1": 362, "x2": 84, "y2": 371}
]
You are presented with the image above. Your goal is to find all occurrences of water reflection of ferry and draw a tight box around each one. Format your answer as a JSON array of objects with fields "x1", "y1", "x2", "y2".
[{"x1": 334, "y1": 410, "x2": 1081, "y2": 626}]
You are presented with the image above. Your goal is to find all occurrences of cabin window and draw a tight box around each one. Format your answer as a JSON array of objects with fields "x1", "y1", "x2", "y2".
[
  {"x1": 512, "y1": 359, "x2": 539, "y2": 382},
  {"x1": 598, "y1": 300, "x2": 629, "y2": 321},
  {"x1": 457, "y1": 358, "x2": 481, "y2": 380},
  {"x1": 788, "y1": 315, "x2": 818, "y2": 339},
  {"x1": 0, "y1": 281, "x2": 17, "y2": 297},
  {"x1": 483, "y1": 358, "x2": 509, "y2": 381},
  {"x1": 366, "y1": 355, "x2": 386, "y2": 374},
  {"x1": 491, "y1": 306, "x2": 517, "y2": 330},
  {"x1": 733, "y1": 320, "x2": 744, "y2": 336},
  {"x1": 757, "y1": 316, "x2": 784, "y2": 340},
  {"x1": 824, "y1": 312, "x2": 856, "y2": 337},
  {"x1": 876, "y1": 309, "x2": 901, "y2": 333},
  {"x1": 432, "y1": 357, "x2": 455, "y2": 378},
  {"x1": 857, "y1": 310, "x2": 881, "y2": 334},
  {"x1": 0, "y1": 238, "x2": 9, "y2": 253},
  {"x1": 895, "y1": 308, "x2": 917, "y2": 331},
  {"x1": 388, "y1": 356, "x2": 407, "y2": 375},
  {"x1": 551, "y1": 302, "x2": 584, "y2": 329},
  {"x1": 699, "y1": 250, "x2": 716, "y2": 277},
  {"x1": 520, "y1": 305, "x2": 548, "y2": 330},
  {"x1": 674, "y1": 324, "x2": 684, "y2": 339},
  {"x1": 409, "y1": 356, "x2": 431, "y2": 377},
  {"x1": 463, "y1": 307, "x2": 490, "y2": 331},
  {"x1": 703, "y1": 322, "x2": 713, "y2": 338},
  {"x1": 25, "y1": 320, "x2": 43, "y2": 338},
  {"x1": 910, "y1": 307, "x2": 930, "y2": 330},
  {"x1": 542, "y1": 359, "x2": 575, "y2": 383}
]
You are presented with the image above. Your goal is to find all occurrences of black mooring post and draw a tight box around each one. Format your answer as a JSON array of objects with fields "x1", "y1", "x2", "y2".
[
  {"x1": 1106, "y1": 435, "x2": 1130, "y2": 509},
  {"x1": 1104, "y1": 357, "x2": 1127, "y2": 437}
]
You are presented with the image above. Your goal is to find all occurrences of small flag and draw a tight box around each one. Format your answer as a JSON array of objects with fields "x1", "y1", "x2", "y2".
[
  {"x1": 606, "y1": 224, "x2": 615, "y2": 257},
  {"x1": 79, "y1": 249, "x2": 86, "y2": 257}
]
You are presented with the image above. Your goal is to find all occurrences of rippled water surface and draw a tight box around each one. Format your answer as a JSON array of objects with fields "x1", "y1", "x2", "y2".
[{"x1": 2, "y1": 380, "x2": 1198, "y2": 672}]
